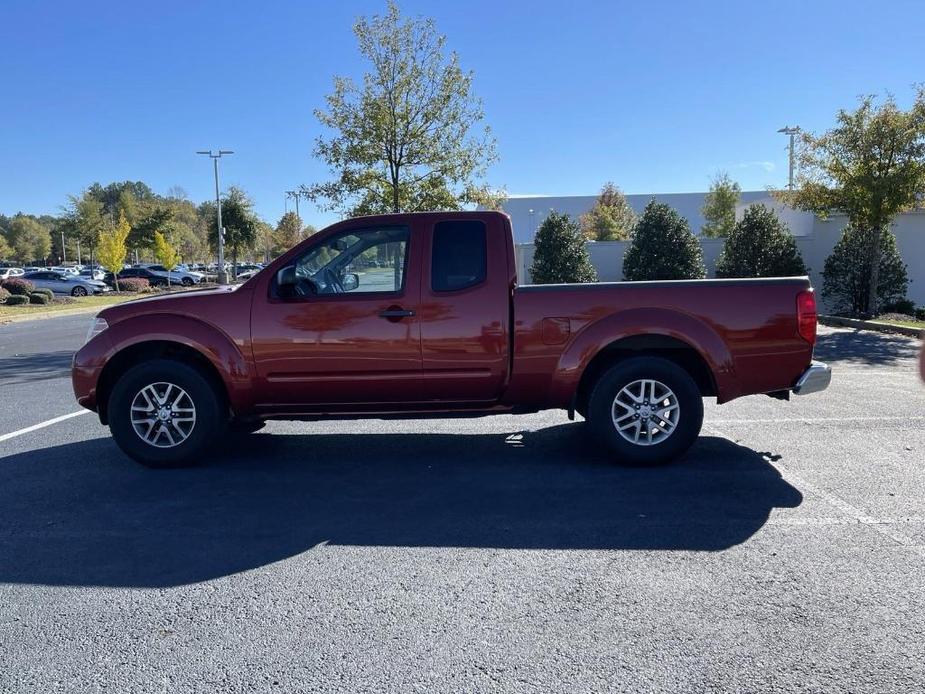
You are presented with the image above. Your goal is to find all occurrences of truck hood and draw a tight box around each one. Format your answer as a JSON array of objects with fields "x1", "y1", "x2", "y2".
[{"x1": 98, "y1": 284, "x2": 243, "y2": 325}]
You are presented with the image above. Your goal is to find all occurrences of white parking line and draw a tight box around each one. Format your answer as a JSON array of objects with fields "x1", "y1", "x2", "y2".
[
  {"x1": 707, "y1": 416, "x2": 925, "y2": 424},
  {"x1": 0, "y1": 410, "x2": 90, "y2": 444},
  {"x1": 705, "y1": 425, "x2": 923, "y2": 553}
]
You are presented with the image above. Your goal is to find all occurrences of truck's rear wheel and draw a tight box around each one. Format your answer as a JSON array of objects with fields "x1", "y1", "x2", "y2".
[
  {"x1": 108, "y1": 358, "x2": 225, "y2": 468},
  {"x1": 587, "y1": 356, "x2": 703, "y2": 466}
]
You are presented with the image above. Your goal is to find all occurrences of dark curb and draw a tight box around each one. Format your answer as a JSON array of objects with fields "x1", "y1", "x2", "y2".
[{"x1": 820, "y1": 315, "x2": 924, "y2": 339}]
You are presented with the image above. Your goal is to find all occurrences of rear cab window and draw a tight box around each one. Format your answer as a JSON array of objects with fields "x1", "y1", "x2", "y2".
[{"x1": 431, "y1": 220, "x2": 487, "y2": 292}]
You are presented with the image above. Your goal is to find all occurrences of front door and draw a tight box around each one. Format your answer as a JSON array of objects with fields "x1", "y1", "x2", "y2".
[{"x1": 251, "y1": 223, "x2": 423, "y2": 409}]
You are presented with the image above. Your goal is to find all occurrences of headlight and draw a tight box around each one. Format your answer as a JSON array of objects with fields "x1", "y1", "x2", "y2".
[{"x1": 85, "y1": 317, "x2": 109, "y2": 344}]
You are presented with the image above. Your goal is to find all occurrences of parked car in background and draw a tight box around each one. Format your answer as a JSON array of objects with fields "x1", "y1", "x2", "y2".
[
  {"x1": 104, "y1": 267, "x2": 169, "y2": 288},
  {"x1": 49, "y1": 266, "x2": 80, "y2": 275},
  {"x1": 135, "y1": 264, "x2": 203, "y2": 286},
  {"x1": 24, "y1": 270, "x2": 110, "y2": 296},
  {"x1": 235, "y1": 268, "x2": 261, "y2": 281},
  {"x1": 79, "y1": 268, "x2": 106, "y2": 281},
  {"x1": 0, "y1": 267, "x2": 25, "y2": 280},
  {"x1": 23, "y1": 267, "x2": 42, "y2": 273}
]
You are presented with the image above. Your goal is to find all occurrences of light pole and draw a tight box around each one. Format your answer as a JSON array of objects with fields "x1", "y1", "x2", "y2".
[
  {"x1": 778, "y1": 126, "x2": 801, "y2": 190},
  {"x1": 197, "y1": 149, "x2": 234, "y2": 283},
  {"x1": 286, "y1": 190, "x2": 305, "y2": 239},
  {"x1": 60, "y1": 230, "x2": 66, "y2": 265}
]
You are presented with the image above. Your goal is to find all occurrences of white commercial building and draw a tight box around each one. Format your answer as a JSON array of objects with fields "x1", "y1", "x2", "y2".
[{"x1": 496, "y1": 191, "x2": 925, "y2": 307}]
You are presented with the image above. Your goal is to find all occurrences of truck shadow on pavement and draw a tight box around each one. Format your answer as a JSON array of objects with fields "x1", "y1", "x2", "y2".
[
  {"x1": 814, "y1": 328, "x2": 920, "y2": 367},
  {"x1": 0, "y1": 350, "x2": 75, "y2": 385},
  {"x1": 0, "y1": 425, "x2": 802, "y2": 587}
]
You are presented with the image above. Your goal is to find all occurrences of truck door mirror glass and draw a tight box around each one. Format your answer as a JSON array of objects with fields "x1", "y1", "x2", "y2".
[
  {"x1": 277, "y1": 265, "x2": 297, "y2": 288},
  {"x1": 342, "y1": 272, "x2": 359, "y2": 291}
]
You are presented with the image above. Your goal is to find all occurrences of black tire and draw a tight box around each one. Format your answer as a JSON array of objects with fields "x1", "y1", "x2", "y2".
[
  {"x1": 72, "y1": 286, "x2": 87, "y2": 297},
  {"x1": 108, "y1": 358, "x2": 226, "y2": 468},
  {"x1": 181, "y1": 277, "x2": 193, "y2": 286},
  {"x1": 587, "y1": 356, "x2": 703, "y2": 466}
]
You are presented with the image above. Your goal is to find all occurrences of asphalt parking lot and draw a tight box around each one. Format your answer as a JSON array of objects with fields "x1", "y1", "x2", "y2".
[{"x1": 1, "y1": 314, "x2": 923, "y2": 693}]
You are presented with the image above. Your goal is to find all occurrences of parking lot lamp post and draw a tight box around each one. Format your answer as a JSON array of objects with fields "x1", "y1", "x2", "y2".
[
  {"x1": 197, "y1": 149, "x2": 234, "y2": 284},
  {"x1": 778, "y1": 126, "x2": 801, "y2": 190},
  {"x1": 60, "y1": 230, "x2": 66, "y2": 264}
]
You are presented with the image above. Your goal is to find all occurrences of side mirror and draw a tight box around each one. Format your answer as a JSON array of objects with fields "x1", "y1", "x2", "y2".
[
  {"x1": 342, "y1": 272, "x2": 359, "y2": 292},
  {"x1": 277, "y1": 265, "x2": 297, "y2": 288}
]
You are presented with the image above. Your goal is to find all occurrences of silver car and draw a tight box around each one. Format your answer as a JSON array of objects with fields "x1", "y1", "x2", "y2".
[{"x1": 23, "y1": 271, "x2": 111, "y2": 297}]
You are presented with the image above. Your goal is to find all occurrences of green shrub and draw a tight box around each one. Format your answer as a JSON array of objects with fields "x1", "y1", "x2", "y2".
[
  {"x1": 623, "y1": 201, "x2": 705, "y2": 281},
  {"x1": 32, "y1": 287, "x2": 54, "y2": 302},
  {"x1": 715, "y1": 204, "x2": 807, "y2": 278},
  {"x1": 881, "y1": 298, "x2": 917, "y2": 316},
  {"x1": 529, "y1": 212, "x2": 598, "y2": 284},
  {"x1": 28, "y1": 292, "x2": 50, "y2": 305},
  {"x1": 822, "y1": 225, "x2": 908, "y2": 317},
  {"x1": 5, "y1": 295, "x2": 29, "y2": 306},
  {"x1": 117, "y1": 277, "x2": 150, "y2": 293},
  {"x1": 1, "y1": 278, "x2": 33, "y2": 296}
]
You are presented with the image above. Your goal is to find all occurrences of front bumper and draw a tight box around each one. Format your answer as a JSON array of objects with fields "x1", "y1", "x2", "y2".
[{"x1": 792, "y1": 360, "x2": 831, "y2": 395}]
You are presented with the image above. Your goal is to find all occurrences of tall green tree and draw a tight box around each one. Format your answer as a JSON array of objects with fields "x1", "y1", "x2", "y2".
[
  {"x1": 529, "y1": 212, "x2": 598, "y2": 284},
  {"x1": 273, "y1": 211, "x2": 305, "y2": 256},
  {"x1": 715, "y1": 204, "x2": 806, "y2": 278},
  {"x1": 822, "y1": 225, "x2": 908, "y2": 317},
  {"x1": 580, "y1": 182, "x2": 636, "y2": 241},
  {"x1": 623, "y1": 201, "x2": 705, "y2": 281},
  {"x1": 775, "y1": 89, "x2": 925, "y2": 316},
  {"x1": 8, "y1": 215, "x2": 52, "y2": 263},
  {"x1": 0, "y1": 234, "x2": 11, "y2": 260},
  {"x1": 63, "y1": 194, "x2": 107, "y2": 266},
  {"x1": 701, "y1": 171, "x2": 741, "y2": 238},
  {"x1": 304, "y1": 1, "x2": 498, "y2": 215},
  {"x1": 204, "y1": 187, "x2": 259, "y2": 274}
]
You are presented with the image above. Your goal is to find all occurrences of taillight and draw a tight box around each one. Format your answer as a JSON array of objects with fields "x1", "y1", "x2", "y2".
[{"x1": 797, "y1": 289, "x2": 817, "y2": 345}]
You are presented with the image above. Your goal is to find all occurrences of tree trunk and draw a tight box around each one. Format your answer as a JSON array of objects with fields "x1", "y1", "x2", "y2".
[
  {"x1": 391, "y1": 166, "x2": 400, "y2": 213},
  {"x1": 865, "y1": 227, "x2": 883, "y2": 318}
]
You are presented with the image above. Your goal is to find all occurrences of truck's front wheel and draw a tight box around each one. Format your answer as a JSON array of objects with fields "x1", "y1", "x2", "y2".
[
  {"x1": 108, "y1": 359, "x2": 225, "y2": 468},
  {"x1": 587, "y1": 356, "x2": 703, "y2": 466}
]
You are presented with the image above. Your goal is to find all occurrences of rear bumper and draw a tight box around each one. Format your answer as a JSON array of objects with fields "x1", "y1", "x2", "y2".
[{"x1": 792, "y1": 360, "x2": 831, "y2": 395}]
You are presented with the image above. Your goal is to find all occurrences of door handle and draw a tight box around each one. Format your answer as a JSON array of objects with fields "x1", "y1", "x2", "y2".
[{"x1": 379, "y1": 308, "x2": 415, "y2": 319}]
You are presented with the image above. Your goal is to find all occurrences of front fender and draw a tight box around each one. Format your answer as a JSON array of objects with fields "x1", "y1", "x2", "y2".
[
  {"x1": 548, "y1": 307, "x2": 739, "y2": 406},
  {"x1": 75, "y1": 314, "x2": 255, "y2": 414}
]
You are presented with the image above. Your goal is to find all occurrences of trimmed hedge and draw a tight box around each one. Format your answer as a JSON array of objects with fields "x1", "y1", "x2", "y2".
[
  {"x1": 28, "y1": 292, "x2": 50, "y2": 305},
  {"x1": 5, "y1": 295, "x2": 29, "y2": 306},
  {"x1": 117, "y1": 277, "x2": 150, "y2": 292},
  {"x1": 32, "y1": 287, "x2": 54, "y2": 301},
  {"x1": 1, "y1": 278, "x2": 34, "y2": 296},
  {"x1": 623, "y1": 201, "x2": 706, "y2": 281}
]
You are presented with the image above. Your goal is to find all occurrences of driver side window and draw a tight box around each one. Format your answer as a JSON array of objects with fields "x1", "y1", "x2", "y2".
[{"x1": 293, "y1": 225, "x2": 410, "y2": 295}]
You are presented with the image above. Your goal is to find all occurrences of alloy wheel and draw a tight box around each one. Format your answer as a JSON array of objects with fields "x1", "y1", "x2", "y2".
[
  {"x1": 130, "y1": 382, "x2": 197, "y2": 448},
  {"x1": 611, "y1": 378, "x2": 680, "y2": 446}
]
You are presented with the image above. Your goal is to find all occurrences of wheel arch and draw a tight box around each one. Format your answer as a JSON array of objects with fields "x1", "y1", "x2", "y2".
[
  {"x1": 573, "y1": 334, "x2": 717, "y2": 417},
  {"x1": 549, "y1": 307, "x2": 738, "y2": 413},
  {"x1": 96, "y1": 340, "x2": 231, "y2": 425}
]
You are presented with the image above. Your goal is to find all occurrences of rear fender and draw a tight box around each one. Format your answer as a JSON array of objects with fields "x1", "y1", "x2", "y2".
[{"x1": 549, "y1": 308, "x2": 738, "y2": 406}]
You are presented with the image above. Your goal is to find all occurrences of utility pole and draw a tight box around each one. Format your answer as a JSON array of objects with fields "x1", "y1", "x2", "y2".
[
  {"x1": 777, "y1": 126, "x2": 801, "y2": 190},
  {"x1": 286, "y1": 190, "x2": 303, "y2": 238},
  {"x1": 60, "y1": 230, "x2": 66, "y2": 265},
  {"x1": 197, "y1": 150, "x2": 233, "y2": 283}
]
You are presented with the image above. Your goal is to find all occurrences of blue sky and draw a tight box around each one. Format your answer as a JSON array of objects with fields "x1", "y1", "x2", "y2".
[{"x1": 1, "y1": 0, "x2": 923, "y2": 229}]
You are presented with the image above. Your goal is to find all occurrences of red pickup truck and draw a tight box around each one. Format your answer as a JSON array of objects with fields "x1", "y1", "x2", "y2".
[{"x1": 72, "y1": 211, "x2": 830, "y2": 468}]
